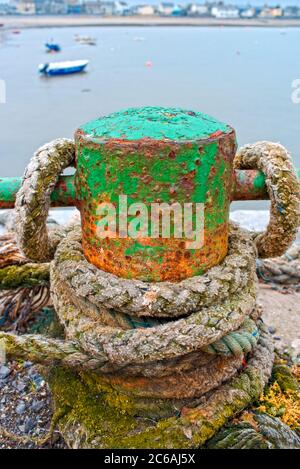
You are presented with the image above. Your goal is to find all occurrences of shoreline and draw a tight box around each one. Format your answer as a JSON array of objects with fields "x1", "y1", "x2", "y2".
[{"x1": 1, "y1": 15, "x2": 300, "y2": 29}]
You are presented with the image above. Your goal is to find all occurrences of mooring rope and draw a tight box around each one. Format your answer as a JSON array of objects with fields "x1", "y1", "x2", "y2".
[
  {"x1": 15, "y1": 138, "x2": 75, "y2": 262},
  {"x1": 0, "y1": 137, "x2": 298, "y2": 448},
  {"x1": 234, "y1": 141, "x2": 300, "y2": 258},
  {"x1": 51, "y1": 222, "x2": 256, "y2": 319},
  {"x1": 52, "y1": 323, "x2": 274, "y2": 449}
]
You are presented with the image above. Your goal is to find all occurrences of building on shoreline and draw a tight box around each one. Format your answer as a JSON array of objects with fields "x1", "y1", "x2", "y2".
[
  {"x1": 259, "y1": 6, "x2": 283, "y2": 19},
  {"x1": 284, "y1": 6, "x2": 300, "y2": 18},
  {"x1": 1, "y1": 1, "x2": 300, "y2": 19},
  {"x1": 186, "y1": 3, "x2": 209, "y2": 17},
  {"x1": 132, "y1": 4, "x2": 156, "y2": 16},
  {"x1": 211, "y1": 4, "x2": 239, "y2": 19},
  {"x1": 240, "y1": 7, "x2": 256, "y2": 19},
  {"x1": 16, "y1": 0, "x2": 36, "y2": 14}
]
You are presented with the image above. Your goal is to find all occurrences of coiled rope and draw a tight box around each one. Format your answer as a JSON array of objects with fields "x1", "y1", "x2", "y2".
[{"x1": 0, "y1": 137, "x2": 298, "y2": 448}]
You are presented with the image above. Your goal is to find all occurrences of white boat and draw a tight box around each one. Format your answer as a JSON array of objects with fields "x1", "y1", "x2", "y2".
[
  {"x1": 38, "y1": 60, "x2": 89, "y2": 76},
  {"x1": 74, "y1": 35, "x2": 97, "y2": 45}
]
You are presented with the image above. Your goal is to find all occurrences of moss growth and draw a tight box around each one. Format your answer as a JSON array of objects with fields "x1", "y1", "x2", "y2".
[
  {"x1": 271, "y1": 364, "x2": 299, "y2": 393},
  {"x1": 55, "y1": 252, "x2": 83, "y2": 264},
  {"x1": 47, "y1": 362, "x2": 266, "y2": 449},
  {"x1": 0, "y1": 263, "x2": 50, "y2": 289},
  {"x1": 48, "y1": 366, "x2": 144, "y2": 448}
]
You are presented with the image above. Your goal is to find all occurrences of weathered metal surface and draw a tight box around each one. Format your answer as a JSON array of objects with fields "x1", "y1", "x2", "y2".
[
  {"x1": 0, "y1": 175, "x2": 76, "y2": 209},
  {"x1": 232, "y1": 169, "x2": 268, "y2": 200},
  {"x1": 0, "y1": 177, "x2": 22, "y2": 209},
  {"x1": 2, "y1": 169, "x2": 299, "y2": 209},
  {"x1": 75, "y1": 107, "x2": 236, "y2": 281}
]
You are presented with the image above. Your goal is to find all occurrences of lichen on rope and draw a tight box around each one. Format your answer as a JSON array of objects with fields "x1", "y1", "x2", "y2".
[{"x1": 47, "y1": 323, "x2": 274, "y2": 449}]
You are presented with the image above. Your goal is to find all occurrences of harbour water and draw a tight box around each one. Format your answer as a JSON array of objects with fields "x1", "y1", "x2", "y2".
[{"x1": 0, "y1": 25, "x2": 299, "y2": 208}]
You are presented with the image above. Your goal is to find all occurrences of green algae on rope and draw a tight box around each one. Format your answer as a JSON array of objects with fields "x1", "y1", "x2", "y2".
[
  {"x1": 0, "y1": 263, "x2": 50, "y2": 289},
  {"x1": 46, "y1": 324, "x2": 274, "y2": 449}
]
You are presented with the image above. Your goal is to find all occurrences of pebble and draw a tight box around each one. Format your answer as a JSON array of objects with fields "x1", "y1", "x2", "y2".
[
  {"x1": 23, "y1": 361, "x2": 33, "y2": 369},
  {"x1": 30, "y1": 375, "x2": 45, "y2": 390},
  {"x1": 268, "y1": 326, "x2": 277, "y2": 334},
  {"x1": 16, "y1": 402, "x2": 26, "y2": 415},
  {"x1": 0, "y1": 365, "x2": 11, "y2": 379},
  {"x1": 24, "y1": 417, "x2": 35, "y2": 434},
  {"x1": 13, "y1": 380, "x2": 27, "y2": 392},
  {"x1": 31, "y1": 400, "x2": 44, "y2": 413},
  {"x1": 291, "y1": 338, "x2": 300, "y2": 355}
]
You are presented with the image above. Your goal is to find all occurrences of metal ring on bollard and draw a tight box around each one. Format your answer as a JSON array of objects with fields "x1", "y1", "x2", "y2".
[
  {"x1": 234, "y1": 141, "x2": 300, "y2": 258},
  {"x1": 15, "y1": 139, "x2": 75, "y2": 262}
]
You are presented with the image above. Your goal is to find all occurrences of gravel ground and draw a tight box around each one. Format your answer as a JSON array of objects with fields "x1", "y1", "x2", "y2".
[{"x1": 0, "y1": 360, "x2": 66, "y2": 449}]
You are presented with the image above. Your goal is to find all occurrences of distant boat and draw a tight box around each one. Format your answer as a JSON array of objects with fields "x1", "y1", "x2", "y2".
[
  {"x1": 45, "y1": 43, "x2": 61, "y2": 53},
  {"x1": 75, "y1": 35, "x2": 97, "y2": 46},
  {"x1": 38, "y1": 60, "x2": 89, "y2": 76}
]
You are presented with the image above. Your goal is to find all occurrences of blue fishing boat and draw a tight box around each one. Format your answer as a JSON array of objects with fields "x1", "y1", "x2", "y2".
[
  {"x1": 38, "y1": 60, "x2": 89, "y2": 76},
  {"x1": 45, "y1": 43, "x2": 61, "y2": 53}
]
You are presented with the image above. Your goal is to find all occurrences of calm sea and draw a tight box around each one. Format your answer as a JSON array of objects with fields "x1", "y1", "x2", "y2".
[{"x1": 0, "y1": 26, "x2": 299, "y2": 208}]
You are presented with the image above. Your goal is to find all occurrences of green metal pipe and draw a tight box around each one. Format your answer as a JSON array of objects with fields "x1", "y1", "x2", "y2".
[
  {"x1": 0, "y1": 169, "x2": 299, "y2": 209},
  {"x1": 0, "y1": 175, "x2": 76, "y2": 209}
]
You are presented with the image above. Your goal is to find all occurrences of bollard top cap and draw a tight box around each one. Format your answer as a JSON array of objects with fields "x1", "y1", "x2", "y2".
[{"x1": 77, "y1": 107, "x2": 233, "y2": 143}]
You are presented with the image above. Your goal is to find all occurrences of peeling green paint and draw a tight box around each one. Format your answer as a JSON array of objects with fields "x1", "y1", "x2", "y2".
[{"x1": 79, "y1": 107, "x2": 232, "y2": 142}]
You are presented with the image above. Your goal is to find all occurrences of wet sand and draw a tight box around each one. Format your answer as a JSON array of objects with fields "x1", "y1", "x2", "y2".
[{"x1": 1, "y1": 15, "x2": 300, "y2": 30}]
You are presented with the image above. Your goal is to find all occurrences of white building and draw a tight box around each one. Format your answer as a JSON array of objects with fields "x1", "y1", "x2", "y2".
[
  {"x1": 211, "y1": 5, "x2": 240, "y2": 19},
  {"x1": 240, "y1": 7, "x2": 256, "y2": 19},
  {"x1": 188, "y1": 3, "x2": 209, "y2": 17},
  {"x1": 16, "y1": 0, "x2": 36, "y2": 14},
  {"x1": 135, "y1": 4, "x2": 156, "y2": 15},
  {"x1": 259, "y1": 7, "x2": 283, "y2": 18}
]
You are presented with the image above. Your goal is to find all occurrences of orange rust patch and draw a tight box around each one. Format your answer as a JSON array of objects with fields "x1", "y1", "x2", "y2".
[{"x1": 82, "y1": 221, "x2": 228, "y2": 282}]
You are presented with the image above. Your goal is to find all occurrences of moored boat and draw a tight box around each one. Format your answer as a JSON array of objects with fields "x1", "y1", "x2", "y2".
[
  {"x1": 45, "y1": 43, "x2": 61, "y2": 53},
  {"x1": 74, "y1": 35, "x2": 97, "y2": 45},
  {"x1": 38, "y1": 60, "x2": 89, "y2": 76}
]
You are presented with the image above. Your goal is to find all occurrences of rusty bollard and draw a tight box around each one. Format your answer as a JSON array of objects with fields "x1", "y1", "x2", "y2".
[{"x1": 0, "y1": 107, "x2": 299, "y2": 449}]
